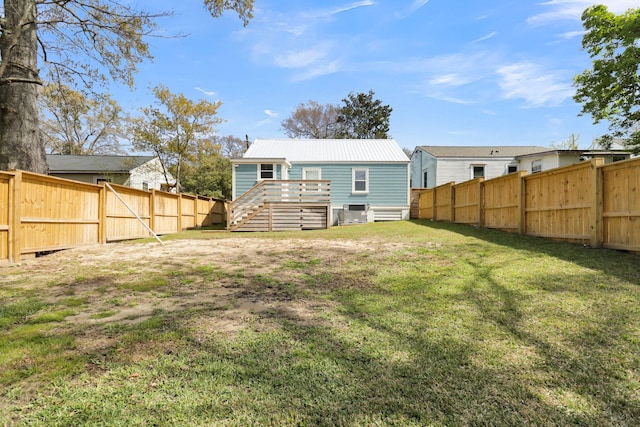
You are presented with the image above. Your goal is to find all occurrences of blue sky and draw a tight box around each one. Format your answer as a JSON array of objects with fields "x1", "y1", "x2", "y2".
[{"x1": 113, "y1": 0, "x2": 638, "y2": 152}]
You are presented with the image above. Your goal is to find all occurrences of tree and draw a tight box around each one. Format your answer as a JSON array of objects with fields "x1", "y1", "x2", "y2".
[
  {"x1": 0, "y1": 0, "x2": 254, "y2": 173},
  {"x1": 573, "y1": 5, "x2": 640, "y2": 154},
  {"x1": 281, "y1": 100, "x2": 340, "y2": 138},
  {"x1": 216, "y1": 134, "x2": 247, "y2": 159},
  {"x1": 131, "y1": 85, "x2": 223, "y2": 192},
  {"x1": 39, "y1": 84, "x2": 125, "y2": 155},
  {"x1": 336, "y1": 90, "x2": 392, "y2": 139},
  {"x1": 181, "y1": 139, "x2": 232, "y2": 199},
  {"x1": 551, "y1": 133, "x2": 581, "y2": 150}
]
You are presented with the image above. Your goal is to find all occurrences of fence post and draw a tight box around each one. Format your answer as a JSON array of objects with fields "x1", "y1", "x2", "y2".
[
  {"x1": 518, "y1": 171, "x2": 527, "y2": 236},
  {"x1": 149, "y1": 189, "x2": 156, "y2": 233},
  {"x1": 98, "y1": 183, "x2": 106, "y2": 244},
  {"x1": 478, "y1": 178, "x2": 485, "y2": 226},
  {"x1": 450, "y1": 182, "x2": 456, "y2": 223},
  {"x1": 8, "y1": 171, "x2": 21, "y2": 263},
  {"x1": 590, "y1": 158, "x2": 604, "y2": 248},
  {"x1": 177, "y1": 193, "x2": 183, "y2": 232}
]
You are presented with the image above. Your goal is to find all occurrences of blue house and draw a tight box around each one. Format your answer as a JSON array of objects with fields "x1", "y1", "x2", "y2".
[{"x1": 230, "y1": 139, "x2": 410, "y2": 231}]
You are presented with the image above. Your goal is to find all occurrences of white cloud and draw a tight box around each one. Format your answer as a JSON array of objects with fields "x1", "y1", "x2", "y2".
[
  {"x1": 429, "y1": 73, "x2": 473, "y2": 87},
  {"x1": 410, "y1": 0, "x2": 431, "y2": 13},
  {"x1": 194, "y1": 87, "x2": 216, "y2": 96},
  {"x1": 472, "y1": 31, "x2": 497, "y2": 43},
  {"x1": 528, "y1": 0, "x2": 638, "y2": 25},
  {"x1": 428, "y1": 95, "x2": 475, "y2": 105},
  {"x1": 497, "y1": 62, "x2": 574, "y2": 107},
  {"x1": 557, "y1": 30, "x2": 585, "y2": 39},
  {"x1": 330, "y1": 1, "x2": 375, "y2": 16},
  {"x1": 264, "y1": 110, "x2": 278, "y2": 117}
]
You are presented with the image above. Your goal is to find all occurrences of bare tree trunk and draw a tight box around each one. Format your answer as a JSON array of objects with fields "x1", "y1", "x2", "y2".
[{"x1": 0, "y1": 0, "x2": 48, "y2": 174}]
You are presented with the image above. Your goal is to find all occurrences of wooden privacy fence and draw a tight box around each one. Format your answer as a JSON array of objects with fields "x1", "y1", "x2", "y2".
[
  {"x1": 416, "y1": 157, "x2": 640, "y2": 252},
  {"x1": 0, "y1": 170, "x2": 227, "y2": 263}
]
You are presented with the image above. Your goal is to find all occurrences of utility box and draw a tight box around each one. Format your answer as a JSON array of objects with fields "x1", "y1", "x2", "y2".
[{"x1": 339, "y1": 204, "x2": 369, "y2": 225}]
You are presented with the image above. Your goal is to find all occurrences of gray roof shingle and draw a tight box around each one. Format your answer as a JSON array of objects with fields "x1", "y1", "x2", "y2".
[
  {"x1": 46, "y1": 155, "x2": 155, "y2": 173},
  {"x1": 418, "y1": 146, "x2": 549, "y2": 158}
]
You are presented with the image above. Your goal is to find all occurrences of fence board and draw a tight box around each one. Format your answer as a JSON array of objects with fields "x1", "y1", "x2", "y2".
[
  {"x1": 0, "y1": 172, "x2": 11, "y2": 262},
  {"x1": 20, "y1": 172, "x2": 101, "y2": 253},
  {"x1": 153, "y1": 190, "x2": 180, "y2": 235},
  {"x1": 434, "y1": 182, "x2": 454, "y2": 222},
  {"x1": 418, "y1": 188, "x2": 434, "y2": 220},
  {"x1": 453, "y1": 179, "x2": 482, "y2": 225},
  {"x1": 483, "y1": 172, "x2": 524, "y2": 232},
  {"x1": 601, "y1": 157, "x2": 640, "y2": 251},
  {"x1": 524, "y1": 160, "x2": 598, "y2": 244}
]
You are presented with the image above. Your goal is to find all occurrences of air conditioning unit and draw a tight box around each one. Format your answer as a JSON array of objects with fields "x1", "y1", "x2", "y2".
[{"x1": 339, "y1": 204, "x2": 369, "y2": 225}]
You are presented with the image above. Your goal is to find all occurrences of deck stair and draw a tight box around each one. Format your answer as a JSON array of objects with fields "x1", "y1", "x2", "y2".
[{"x1": 228, "y1": 180, "x2": 331, "y2": 232}]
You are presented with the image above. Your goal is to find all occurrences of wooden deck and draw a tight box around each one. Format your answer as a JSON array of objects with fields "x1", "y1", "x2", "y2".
[{"x1": 228, "y1": 180, "x2": 331, "y2": 232}]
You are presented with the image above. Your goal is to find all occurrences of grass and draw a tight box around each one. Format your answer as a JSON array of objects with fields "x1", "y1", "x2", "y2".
[{"x1": 1, "y1": 220, "x2": 640, "y2": 426}]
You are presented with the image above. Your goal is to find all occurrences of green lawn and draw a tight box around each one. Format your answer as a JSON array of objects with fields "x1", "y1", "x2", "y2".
[{"x1": 1, "y1": 220, "x2": 639, "y2": 426}]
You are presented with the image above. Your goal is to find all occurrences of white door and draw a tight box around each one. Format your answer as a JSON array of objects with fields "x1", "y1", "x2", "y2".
[{"x1": 302, "y1": 168, "x2": 322, "y2": 193}]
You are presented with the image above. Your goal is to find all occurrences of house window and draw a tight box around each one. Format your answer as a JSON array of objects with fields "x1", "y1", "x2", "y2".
[
  {"x1": 472, "y1": 165, "x2": 485, "y2": 179},
  {"x1": 507, "y1": 165, "x2": 518, "y2": 174},
  {"x1": 259, "y1": 164, "x2": 275, "y2": 180},
  {"x1": 352, "y1": 168, "x2": 369, "y2": 194},
  {"x1": 423, "y1": 171, "x2": 428, "y2": 188},
  {"x1": 531, "y1": 159, "x2": 542, "y2": 174},
  {"x1": 142, "y1": 182, "x2": 149, "y2": 191},
  {"x1": 303, "y1": 168, "x2": 322, "y2": 191},
  {"x1": 95, "y1": 178, "x2": 112, "y2": 184}
]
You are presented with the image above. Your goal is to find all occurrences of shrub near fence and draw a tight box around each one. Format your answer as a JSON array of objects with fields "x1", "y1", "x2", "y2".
[
  {"x1": 0, "y1": 170, "x2": 227, "y2": 263},
  {"x1": 417, "y1": 157, "x2": 640, "y2": 253}
]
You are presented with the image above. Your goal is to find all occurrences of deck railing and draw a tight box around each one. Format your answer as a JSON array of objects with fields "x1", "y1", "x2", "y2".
[{"x1": 228, "y1": 180, "x2": 331, "y2": 228}]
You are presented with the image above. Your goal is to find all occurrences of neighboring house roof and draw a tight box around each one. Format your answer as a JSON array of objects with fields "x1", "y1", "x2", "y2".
[
  {"x1": 46, "y1": 155, "x2": 156, "y2": 173},
  {"x1": 417, "y1": 146, "x2": 549, "y2": 158},
  {"x1": 515, "y1": 149, "x2": 631, "y2": 160},
  {"x1": 241, "y1": 139, "x2": 409, "y2": 163}
]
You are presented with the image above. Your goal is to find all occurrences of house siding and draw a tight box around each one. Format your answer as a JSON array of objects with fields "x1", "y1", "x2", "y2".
[
  {"x1": 234, "y1": 163, "x2": 285, "y2": 198},
  {"x1": 436, "y1": 158, "x2": 517, "y2": 186},
  {"x1": 288, "y1": 163, "x2": 408, "y2": 206}
]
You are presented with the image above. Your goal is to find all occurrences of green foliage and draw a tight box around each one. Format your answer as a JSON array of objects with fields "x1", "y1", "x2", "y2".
[
  {"x1": 336, "y1": 90, "x2": 393, "y2": 139},
  {"x1": 181, "y1": 149, "x2": 232, "y2": 199},
  {"x1": 574, "y1": 5, "x2": 640, "y2": 153},
  {"x1": 131, "y1": 85, "x2": 223, "y2": 192},
  {"x1": 39, "y1": 83, "x2": 126, "y2": 155}
]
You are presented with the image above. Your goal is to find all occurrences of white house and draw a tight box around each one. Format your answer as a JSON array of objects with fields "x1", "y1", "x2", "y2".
[
  {"x1": 515, "y1": 149, "x2": 631, "y2": 174},
  {"x1": 410, "y1": 146, "x2": 548, "y2": 188},
  {"x1": 47, "y1": 154, "x2": 175, "y2": 191}
]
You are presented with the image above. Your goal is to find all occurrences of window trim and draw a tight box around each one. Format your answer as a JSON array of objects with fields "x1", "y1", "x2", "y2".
[
  {"x1": 352, "y1": 168, "x2": 369, "y2": 194},
  {"x1": 258, "y1": 163, "x2": 275, "y2": 180},
  {"x1": 531, "y1": 159, "x2": 542, "y2": 174},
  {"x1": 471, "y1": 164, "x2": 485, "y2": 179}
]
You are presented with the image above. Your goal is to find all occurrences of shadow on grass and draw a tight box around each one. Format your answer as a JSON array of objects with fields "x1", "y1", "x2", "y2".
[
  {"x1": 409, "y1": 219, "x2": 640, "y2": 285},
  {"x1": 5, "y1": 224, "x2": 640, "y2": 426}
]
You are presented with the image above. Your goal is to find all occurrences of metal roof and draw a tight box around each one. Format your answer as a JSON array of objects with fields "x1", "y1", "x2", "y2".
[
  {"x1": 417, "y1": 146, "x2": 549, "y2": 158},
  {"x1": 242, "y1": 139, "x2": 409, "y2": 163},
  {"x1": 46, "y1": 155, "x2": 156, "y2": 173}
]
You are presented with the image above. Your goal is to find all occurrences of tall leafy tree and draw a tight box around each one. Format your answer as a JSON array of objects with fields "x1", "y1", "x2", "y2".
[
  {"x1": 573, "y1": 5, "x2": 640, "y2": 153},
  {"x1": 131, "y1": 85, "x2": 223, "y2": 192},
  {"x1": 181, "y1": 139, "x2": 232, "y2": 199},
  {"x1": 39, "y1": 84, "x2": 125, "y2": 155},
  {"x1": 336, "y1": 90, "x2": 392, "y2": 139},
  {"x1": 281, "y1": 100, "x2": 340, "y2": 138},
  {"x1": 0, "y1": 0, "x2": 253, "y2": 173}
]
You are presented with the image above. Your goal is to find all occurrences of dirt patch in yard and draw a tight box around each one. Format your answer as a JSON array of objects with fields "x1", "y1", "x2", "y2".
[{"x1": 1, "y1": 237, "x2": 395, "y2": 338}]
